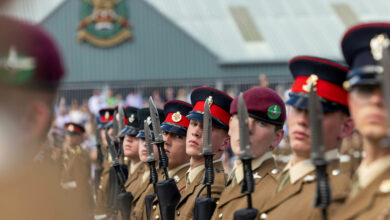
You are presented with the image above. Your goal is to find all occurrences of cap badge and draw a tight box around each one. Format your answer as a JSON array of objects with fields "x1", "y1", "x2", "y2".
[
  {"x1": 206, "y1": 96, "x2": 213, "y2": 107},
  {"x1": 302, "y1": 74, "x2": 318, "y2": 92},
  {"x1": 267, "y1": 105, "x2": 281, "y2": 120},
  {"x1": 0, "y1": 46, "x2": 36, "y2": 84},
  {"x1": 379, "y1": 179, "x2": 390, "y2": 193},
  {"x1": 146, "y1": 116, "x2": 152, "y2": 125},
  {"x1": 104, "y1": 111, "x2": 110, "y2": 120},
  {"x1": 129, "y1": 114, "x2": 135, "y2": 123},
  {"x1": 172, "y1": 111, "x2": 182, "y2": 122},
  {"x1": 370, "y1": 34, "x2": 390, "y2": 61},
  {"x1": 68, "y1": 124, "x2": 74, "y2": 132}
]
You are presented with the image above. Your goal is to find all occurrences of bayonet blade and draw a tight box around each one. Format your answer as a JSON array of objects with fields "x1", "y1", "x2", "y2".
[
  {"x1": 112, "y1": 109, "x2": 119, "y2": 137},
  {"x1": 379, "y1": 36, "x2": 390, "y2": 147},
  {"x1": 149, "y1": 97, "x2": 164, "y2": 143},
  {"x1": 94, "y1": 119, "x2": 101, "y2": 146},
  {"x1": 202, "y1": 98, "x2": 213, "y2": 154},
  {"x1": 105, "y1": 128, "x2": 118, "y2": 162},
  {"x1": 238, "y1": 93, "x2": 251, "y2": 159},
  {"x1": 309, "y1": 85, "x2": 325, "y2": 161},
  {"x1": 118, "y1": 104, "x2": 125, "y2": 133},
  {"x1": 144, "y1": 120, "x2": 156, "y2": 162}
]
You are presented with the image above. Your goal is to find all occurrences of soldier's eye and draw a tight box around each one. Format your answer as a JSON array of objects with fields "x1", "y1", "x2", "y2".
[{"x1": 354, "y1": 85, "x2": 379, "y2": 95}]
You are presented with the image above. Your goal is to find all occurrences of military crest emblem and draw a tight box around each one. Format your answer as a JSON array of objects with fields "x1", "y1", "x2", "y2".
[
  {"x1": 267, "y1": 105, "x2": 281, "y2": 120},
  {"x1": 77, "y1": 0, "x2": 132, "y2": 47},
  {"x1": 0, "y1": 46, "x2": 36, "y2": 84},
  {"x1": 129, "y1": 114, "x2": 135, "y2": 123},
  {"x1": 302, "y1": 74, "x2": 319, "y2": 92},
  {"x1": 172, "y1": 111, "x2": 182, "y2": 122}
]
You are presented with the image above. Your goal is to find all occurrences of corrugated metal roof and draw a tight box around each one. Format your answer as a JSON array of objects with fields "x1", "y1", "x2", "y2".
[
  {"x1": 0, "y1": 0, "x2": 65, "y2": 23},
  {"x1": 145, "y1": 0, "x2": 390, "y2": 63}
]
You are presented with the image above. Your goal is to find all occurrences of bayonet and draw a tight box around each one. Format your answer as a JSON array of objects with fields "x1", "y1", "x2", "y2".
[
  {"x1": 238, "y1": 93, "x2": 251, "y2": 160},
  {"x1": 308, "y1": 84, "x2": 331, "y2": 220},
  {"x1": 202, "y1": 98, "x2": 213, "y2": 154},
  {"x1": 371, "y1": 34, "x2": 390, "y2": 147},
  {"x1": 149, "y1": 96, "x2": 169, "y2": 178},
  {"x1": 144, "y1": 121, "x2": 156, "y2": 162},
  {"x1": 118, "y1": 104, "x2": 125, "y2": 135}
]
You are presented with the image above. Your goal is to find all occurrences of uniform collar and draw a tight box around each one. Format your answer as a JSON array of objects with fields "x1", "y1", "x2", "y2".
[
  {"x1": 130, "y1": 161, "x2": 143, "y2": 175},
  {"x1": 234, "y1": 151, "x2": 273, "y2": 184},
  {"x1": 285, "y1": 149, "x2": 339, "y2": 184},
  {"x1": 357, "y1": 154, "x2": 390, "y2": 188},
  {"x1": 142, "y1": 170, "x2": 150, "y2": 184},
  {"x1": 186, "y1": 158, "x2": 223, "y2": 185},
  {"x1": 168, "y1": 162, "x2": 190, "y2": 177}
]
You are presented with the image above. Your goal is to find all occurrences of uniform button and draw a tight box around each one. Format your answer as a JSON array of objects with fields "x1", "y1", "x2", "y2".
[
  {"x1": 99, "y1": 185, "x2": 103, "y2": 189},
  {"x1": 153, "y1": 205, "x2": 156, "y2": 210},
  {"x1": 218, "y1": 213, "x2": 223, "y2": 218},
  {"x1": 132, "y1": 211, "x2": 136, "y2": 216},
  {"x1": 260, "y1": 213, "x2": 267, "y2": 219},
  {"x1": 176, "y1": 211, "x2": 180, "y2": 216},
  {"x1": 154, "y1": 214, "x2": 159, "y2": 219}
]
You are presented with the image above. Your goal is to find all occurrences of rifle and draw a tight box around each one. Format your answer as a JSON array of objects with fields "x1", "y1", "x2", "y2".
[
  {"x1": 149, "y1": 97, "x2": 181, "y2": 220},
  {"x1": 106, "y1": 121, "x2": 132, "y2": 220},
  {"x1": 144, "y1": 120, "x2": 159, "y2": 220},
  {"x1": 193, "y1": 98, "x2": 218, "y2": 220},
  {"x1": 370, "y1": 33, "x2": 390, "y2": 148},
  {"x1": 94, "y1": 119, "x2": 104, "y2": 197},
  {"x1": 233, "y1": 93, "x2": 258, "y2": 220},
  {"x1": 309, "y1": 83, "x2": 331, "y2": 220}
]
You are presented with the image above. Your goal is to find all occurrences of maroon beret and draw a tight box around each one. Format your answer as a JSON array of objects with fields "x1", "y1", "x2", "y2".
[
  {"x1": 0, "y1": 16, "x2": 64, "y2": 89},
  {"x1": 230, "y1": 87, "x2": 286, "y2": 126}
]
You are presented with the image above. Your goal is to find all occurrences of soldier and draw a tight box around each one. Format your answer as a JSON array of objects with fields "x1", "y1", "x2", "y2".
[
  {"x1": 333, "y1": 23, "x2": 390, "y2": 220},
  {"x1": 175, "y1": 87, "x2": 232, "y2": 219},
  {"x1": 129, "y1": 107, "x2": 165, "y2": 220},
  {"x1": 212, "y1": 87, "x2": 285, "y2": 219},
  {"x1": 94, "y1": 107, "x2": 116, "y2": 220},
  {"x1": 61, "y1": 122, "x2": 94, "y2": 219},
  {"x1": 259, "y1": 56, "x2": 354, "y2": 219},
  {"x1": 0, "y1": 15, "x2": 86, "y2": 219},
  {"x1": 150, "y1": 100, "x2": 193, "y2": 220}
]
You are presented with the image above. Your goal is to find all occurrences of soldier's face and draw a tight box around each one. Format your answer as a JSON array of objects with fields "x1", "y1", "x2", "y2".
[
  {"x1": 349, "y1": 85, "x2": 388, "y2": 141},
  {"x1": 163, "y1": 131, "x2": 190, "y2": 169},
  {"x1": 186, "y1": 119, "x2": 229, "y2": 159},
  {"x1": 287, "y1": 107, "x2": 352, "y2": 155},
  {"x1": 65, "y1": 133, "x2": 84, "y2": 147},
  {"x1": 138, "y1": 138, "x2": 158, "y2": 162},
  {"x1": 229, "y1": 115, "x2": 283, "y2": 158},
  {"x1": 123, "y1": 135, "x2": 139, "y2": 160}
]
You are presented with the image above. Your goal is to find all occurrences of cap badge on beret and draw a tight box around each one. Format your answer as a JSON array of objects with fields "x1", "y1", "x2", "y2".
[
  {"x1": 0, "y1": 46, "x2": 36, "y2": 84},
  {"x1": 370, "y1": 34, "x2": 390, "y2": 61},
  {"x1": 172, "y1": 111, "x2": 182, "y2": 122},
  {"x1": 206, "y1": 96, "x2": 213, "y2": 107},
  {"x1": 146, "y1": 116, "x2": 152, "y2": 125},
  {"x1": 302, "y1": 74, "x2": 318, "y2": 92},
  {"x1": 129, "y1": 114, "x2": 135, "y2": 123},
  {"x1": 267, "y1": 105, "x2": 281, "y2": 120},
  {"x1": 68, "y1": 124, "x2": 74, "y2": 132},
  {"x1": 104, "y1": 111, "x2": 110, "y2": 120}
]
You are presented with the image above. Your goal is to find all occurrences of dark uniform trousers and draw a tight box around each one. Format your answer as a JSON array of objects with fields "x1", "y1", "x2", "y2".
[
  {"x1": 150, "y1": 164, "x2": 190, "y2": 220},
  {"x1": 332, "y1": 169, "x2": 390, "y2": 220},
  {"x1": 175, "y1": 161, "x2": 226, "y2": 220},
  {"x1": 94, "y1": 159, "x2": 113, "y2": 218},
  {"x1": 211, "y1": 158, "x2": 279, "y2": 220},
  {"x1": 259, "y1": 160, "x2": 351, "y2": 220}
]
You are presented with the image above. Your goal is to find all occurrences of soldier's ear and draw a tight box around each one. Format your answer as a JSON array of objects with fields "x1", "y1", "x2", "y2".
[
  {"x1": 339, "y1": 116, "x2": 354, "y2": 139},
  {"x1": 271, "y1": 128, "x2": 284, "y2": 148},
  {"x1": 219, "y1": 133, "x2": 230, "y2": 152}
]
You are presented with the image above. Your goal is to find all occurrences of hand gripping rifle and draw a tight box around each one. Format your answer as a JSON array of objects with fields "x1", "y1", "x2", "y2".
[
  {"x1": 149, "y1": 97, "x2": 181, "y2": 220},
  {"x1": 193, "y1": 98, "x2": 218, "y2": 220},
  {"x1": 144, "y1": 121, "x2": 159, "y2": 220},
  {"x1": 106, "y1": 117, "x2": 132, "y2": 220},
  {"x1": 93, "y1": 119, "x2": 104, "y2": 197},
  {"x1": 370, "y1": 34, "x2": 390, "y2": 148},
  {"x1": 233, "y1": 93, "x2": 258, "y2": 220},
  {"x1": 309, "y1": 84, "x2": 331, "y2": 220}
]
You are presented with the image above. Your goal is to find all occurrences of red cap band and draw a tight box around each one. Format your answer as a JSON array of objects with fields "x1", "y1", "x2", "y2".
[
  {"x1": 164, "y1": 112, "x2": 190, "y2": 128},
  {"x1": 192, "y1": 101, "x2": 231, "y2": 126},
  {"x1": 65, "y1": 124, "x2": 84, "y2": 134},
  {"x1": 292, "y1": 76, "x2": 348, "y2": 106},
  {"x1": 100, "y1": 115, "x2": 114, "y2": 123}
]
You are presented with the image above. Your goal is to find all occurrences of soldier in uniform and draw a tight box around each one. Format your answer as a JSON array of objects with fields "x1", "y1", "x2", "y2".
[
  {"x1": 150, "y1": 100, "x2": 193, "y2": 220},
  {"x1": 61, "y1": 122, "x2": 94, "y2": 219},
  {"x1": 259, "y1": 56, "x2": 354, "y2": 219},
  {"x1": 333, "y1": 22, "x2": 390, "y2": 220},
  {"x1": 94, "y1": 107, "x2": 116, "y2": 220},
  {"x1": 129, "y1": 108, "x2": 165, "y2": 220},
  {"x1": 212, "y1": 87, "x2": 286, "y2": 219},
  {"x1": 0, "y1": 15, "x2": 86, "y2": 219},
  {"x1": 175, "y1": 87, "x2": 232, "y2": 219}
]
